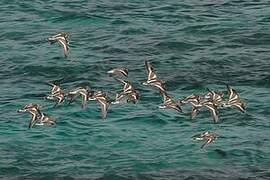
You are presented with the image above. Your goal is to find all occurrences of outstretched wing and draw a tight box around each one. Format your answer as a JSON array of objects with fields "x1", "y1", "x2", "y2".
[
  {"x1": 201, "y1": 134, "x2": 216, "y2": 149},
  {"x1": 227, "y1": 85, "x2": 240, "y2": 104},
  {"x1": 115, "y1": 78, "x2": 134, "y2": 93},
  {"x1": 108, "y1": 67, "x2": 128, "y2": 77},
  {"x1": 201, "y1": 138, "x2": 212, "y2": 149},
  {"x1": 145, "y1": 61, "x2": 157, "y2": 81},
  {"x1": 206, "y1": 88, "x2": 223, "y2": 103},
  {"x1": 191, "y1": 106, "x2": 200, "y2": 119},
  {"x1": 81, "y1": 93, "x2": 88, "y2": 109},
  {"x1": 160, "y1": 90, "x2": 170, "y2": 103},
  {"x1": 114, "y1": 92, "x2": 128, "y2": 104},
  {"x1": 97, "y1": 97, "x2": 110, "y2": 119},
  {"x1": 151, "y1": 80, "x2": 166, "y2": 92},
  {"x1": 42, "y1": 116, "x2": 56, "y2": 125},
  {"x1": 203, "y1": 102, "x2": 219, "y2": 123},
  {"x1": 117, "y1": 68, "x2": 128, "y2": 77},
  {"x1": 46, "y1": 81, "x2": 61, "y2": 95},
  {"x1": 58, "y1": 38, "x2": 69, "y2": 56},
  {"x1": 233, "y1": 102, "x2": 246, "y2": 113},
  {"x1": 170, "y1": 104, "x2": 182, "y2": 113},
  {"x1": 28, "y1": 114, "x2": 37, "y2": 128}
]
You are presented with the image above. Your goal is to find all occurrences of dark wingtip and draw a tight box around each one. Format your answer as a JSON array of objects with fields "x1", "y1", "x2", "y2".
[
  {"x1": 124, "y1": 69, "x2": 129, "y2": 77},
  {"x1": 46, "y1": 78, "x2": 64, "y2": 86},
  {"x1": 144, "y1": 60, "x2": 150, "y2": 68},
  {"x1": 46, "y1": 81, "x2": 54, "y2": 86},
  {"x1": 206, "y1": 87, "x2": 211, "y2": 92},
  {"x1": 240, "y1": 106, "x2": 246, "y2": 113},
  {"x1": 200, "y1": 145, "x2": 206, "y2": 149}
]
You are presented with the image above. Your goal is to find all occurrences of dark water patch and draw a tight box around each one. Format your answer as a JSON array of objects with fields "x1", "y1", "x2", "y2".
[
  {"x1": 259, "y1": 15, "x2": 270, "y2": 23},
  {"x1": 155, "y1": 41, "x2": 198, "y2": 52},
  {"x1": 111, "y1": 19, "x2": 130, "y2": 25},
  {"x1": 101, "y1": 47, "x2": 129, "y2": 55},
  {"x1": 20, "y1": 93, "x2": 47, "y2": 99},
  {"x1": 149, "y1": 4, "x2": 179, "y2": 12},
  {"x1": 196, "y1": 39, "x2": 217, "y2": 46},
  {"x1": 120, "y1": 27, "x2": 147, "y2": 35},
  {"x1": 18, "y1": 64, "x2": 111, "y2": 81},
  {"x1": 0, "y1": 31, "x2": 29, "y2": 41},
  {"x1": 137, "y1": 168, "x2": 265, "y2": 180},
  {"x1": 253, "y1": 75, "x2": 270, "y2": 87},
  {"x1": 231, "y1": 32, "x2": 270, "y2": 46},
  {"x1": 51, "y1": 12, "x2": 94, "y2": 23},
  {"x1": 92, "y1": 44, "x2": 112, "y2": 51},
  {"x1": 182, "y1": 24, "x2": 237, "y2": 36},
  {"x1": 214, "y1": 149, "x2": 227, "y2": 158}
]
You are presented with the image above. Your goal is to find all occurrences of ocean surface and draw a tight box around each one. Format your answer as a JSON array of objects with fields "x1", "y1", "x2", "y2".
[{"x1": 0, "y1": 1, "x2": 270, "y2": 179}]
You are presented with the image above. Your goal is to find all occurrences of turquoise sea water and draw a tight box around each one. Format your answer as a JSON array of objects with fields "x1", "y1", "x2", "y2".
[{"x1": 0, "y1": 1, "x2": 270, "y2": 179}]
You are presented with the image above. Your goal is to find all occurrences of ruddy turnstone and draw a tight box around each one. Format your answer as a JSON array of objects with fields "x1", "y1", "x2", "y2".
[
  {"x1": 67, "y1": 86, "x2": 93, "y2": 109},
  {"x1": 205, "y1": 88, "x2": 224, "y2": 106},
  {"x1": 180, "y1": 94, "x2": 203, "y2": 119},
  {"x1": 107, "y1": 67, "x2": 128, "y2": 78},
  {"x1": 142, "y1": 61, "x2": 166, "y2": 92},
  {"x1": 115, "y1": 78, "x2": 135, "y2": 94},
  {"x1": 159, "y1": 91, "x2": 182, "y2": 113},
  {"x1": 126, "y1": 90, "x2": 140, "y2": 104},
  {"x1": 46, "y1": 82, "x2": 65, "y2": 107},
  {"x1": 48, "y1": 32, "x2": 69, "y2": 57},
  {"x1": 17, "y1": 103, "x2": 42, "y2": 121},
  {"x1": 47, "y1": 81, "x2": 61, "y2": 95},
  {"x1": 90, "y1": 91, "x2": 111, "y2": 119},
  {"x1": 17, "y1": 103, "x2": 55, "y2": 128},
  {"x1": 112, "y1": 78, "x2": 139, "y2": 104},
  {"x1": 180, "y1": 94, "x2": 201, "y2": 107},
  {"x1": 112, "y1": 92, "x2": 128, "y2": 105},
  {"x1": 31, "y1": 112, "x2": 56, "y2": 128},
  {"x1": 222, "y1": 85, "x2": 246, "y2": 113},
  {"x1": 180, "y1": 94, "x2": 219, "y2": 122},
  {"x1": 192, "y1": 131, "x2": 217, "y2": 149},
  {"x1": 113, "y1": 89, "x2": 140, "y2": 105}
]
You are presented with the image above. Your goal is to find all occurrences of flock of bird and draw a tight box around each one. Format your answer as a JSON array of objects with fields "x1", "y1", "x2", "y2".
[{"x1": 17, "y1": 32, "x2": 247, "y2": 148}]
